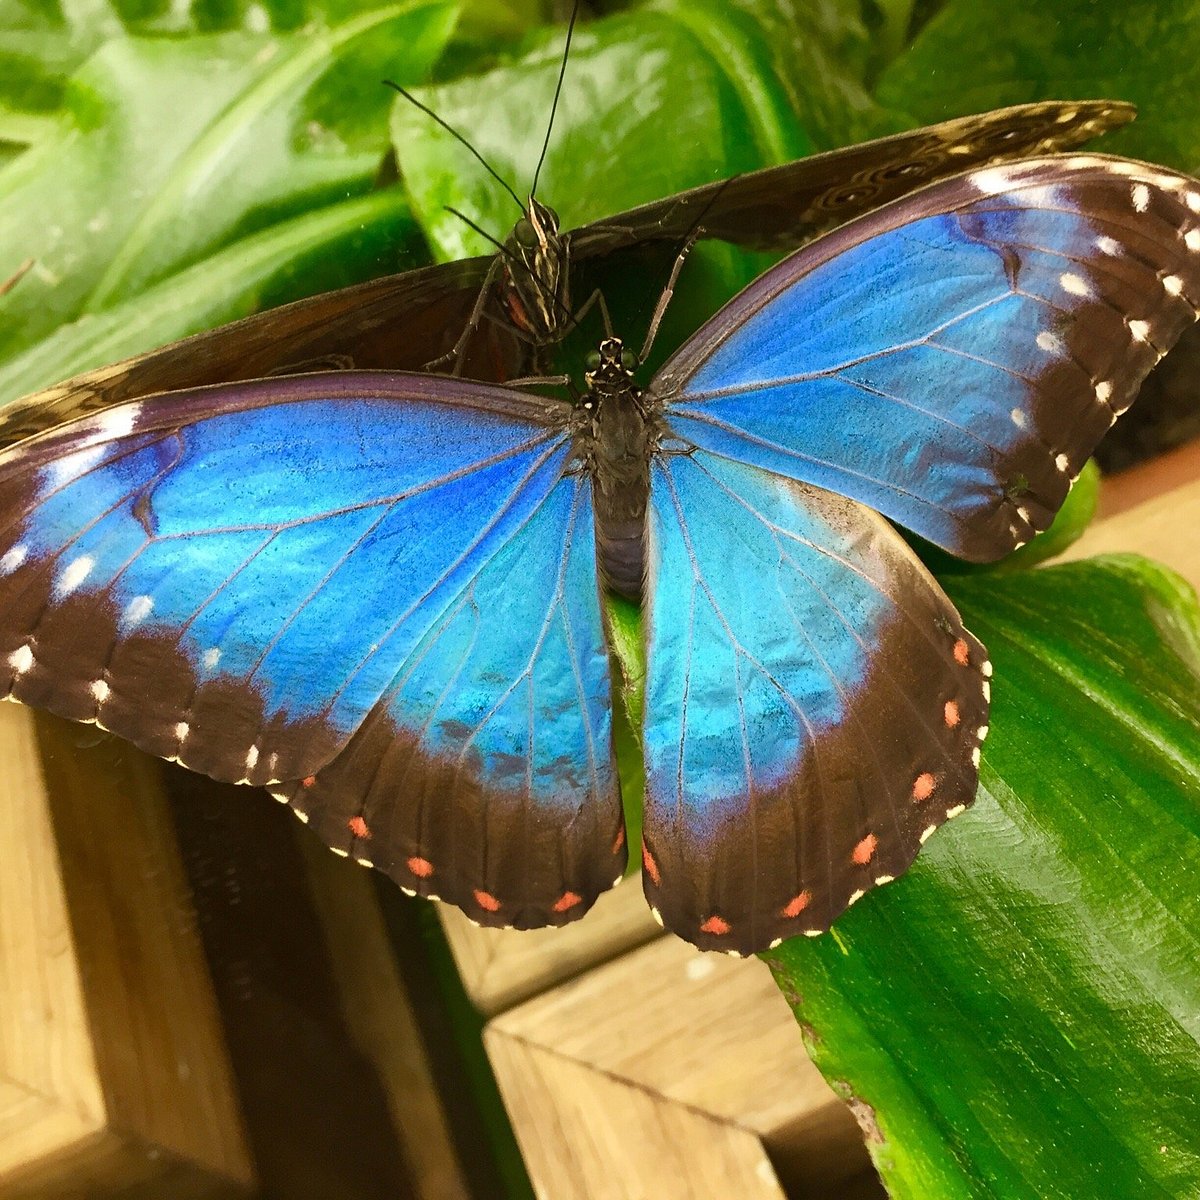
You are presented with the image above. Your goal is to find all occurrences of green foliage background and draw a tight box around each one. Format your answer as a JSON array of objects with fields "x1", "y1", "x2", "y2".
[{"x1": 1, "y1": 2, "x2": 1199, "y2": 1196}]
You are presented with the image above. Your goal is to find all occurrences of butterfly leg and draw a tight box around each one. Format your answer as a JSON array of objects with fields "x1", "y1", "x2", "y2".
[
  {"x1": 638, "y1": 235, "x2": 697, "y2": 363},
  {"x1": 423, "y1": 255, "x2": 507, "y2": 376}
]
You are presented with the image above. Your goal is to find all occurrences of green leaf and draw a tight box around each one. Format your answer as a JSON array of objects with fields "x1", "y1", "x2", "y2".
[
  {"x1": 764, "y1": 556, "x2": 1200, "y2": 1198},
  {"x1": 0, "y1": 187, "x2": 421, "y2": 405},
  {"x1": 876, "y1": 0, "x2": 1200, "y2": 168},
  {"x1": 0, "y1": 1, "x2": 456, "y2": 362},
  {"x1": 394, "y1": 1, "x2": 814, "y2": 266}
]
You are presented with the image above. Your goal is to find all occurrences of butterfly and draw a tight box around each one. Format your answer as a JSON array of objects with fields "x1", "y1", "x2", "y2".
[
  {"x1": 0, "y1": 100, "x2": 1136, "y2": 450},
  {"x1": 1, "y1": 155, "x2": 1196, "y2": 955}
]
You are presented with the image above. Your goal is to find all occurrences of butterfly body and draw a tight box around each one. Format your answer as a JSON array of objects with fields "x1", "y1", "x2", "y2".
[
  {"x1": 2, "y1": 154, "x2": 1198, "y2": 955},
  {"x1": 498, "y1": 196, "x2": 571, "y2": 353},
  {"x1": 575, "y1": 337, "x2": 660, "y2": 601}
]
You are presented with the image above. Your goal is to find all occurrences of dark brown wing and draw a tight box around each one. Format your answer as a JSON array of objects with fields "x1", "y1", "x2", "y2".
[
  {"x1": 0, "y1": 255, "x2": 525, "y2": 448},
  {"x1": 568, "y1": 100, "x2": 1137, "y2": 257}
]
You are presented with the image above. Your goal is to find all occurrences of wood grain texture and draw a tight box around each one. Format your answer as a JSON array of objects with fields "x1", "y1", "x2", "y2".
[
  {"x1": 485, "y1": 937, "x2": 873, "y2": 1199},
  {"x1": 0, "y1": 707, "x2": 253, "y2": 1196}
]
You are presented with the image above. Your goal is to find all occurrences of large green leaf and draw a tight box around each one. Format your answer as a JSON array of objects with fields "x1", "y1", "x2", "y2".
[
  {"x1": 0, "y1": 1, "x2": 456, "y2": 363},
  {"x1": 394, "y1": 0, "x2": 813, "y2": 266},
  {"x1": 0, "y1": 188, "x2": 420, "y2": 405},
  {"x1": 876, "y1": 0, "x2": 1200, "y2": 168},
  {"x1": 764, "y1": 556, "x2": 1200, "y2": 1198}
]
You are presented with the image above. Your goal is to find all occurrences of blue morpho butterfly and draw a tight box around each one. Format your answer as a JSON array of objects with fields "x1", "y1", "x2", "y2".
[
  {"x1": 1, "y1": 154, "x2": 1198, "y2": 956},
  {"x1": 0, "y1": 100, "x2": 1136, "y2": 448}
]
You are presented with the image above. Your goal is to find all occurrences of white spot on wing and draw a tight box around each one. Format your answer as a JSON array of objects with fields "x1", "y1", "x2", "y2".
[
  {"x1": 331, "y1": 847, "x2": 349, "y2": 858},
  {"x1": 1095, "y1": 381, "x2": 1114, "y2": 405},
  {"x1": 971, "y1": 165, "x2": 1020, "y2": 196},
  {"x1": 1163, "y1": 274, "x2": 1185, "y2": 296},
  {"x1": 1036, "y1": 330, "x2": 1063, "y2": 354},
  {"x1": 1010, "y1": 407, "x2": 1028, "y2": 429},
  {"x1": 1187, "y1": 191, "x2": 1200, "y2": 213},
  {"x1": 1059, "y1": 272, "x2": 1090, "y2": 297},
  {"x1": 90, "y1": 679, "x2": 110, "y2": 703},
  {"x1": 0, "y1": 545, "x2": 27, "y2": 574},
  {"x1": 1186, "y1": 229, "x2": 1200, "y2": 252},
  {"x1": 1096, "y1": 235, "x2": 1122, "y2": 256},
  {"x1": 946, "y1": 804, "x2": 967, "y2": 819},
  {"x1": 919, "y1": 824, "x2": 938, "y2": 844},
  {"x1": 202, "y1": 647, "x2": 221, "y2": 671},
  {"x1": 847, "y1": 889, "x2": 865, "y2": 906},
  {"x1": 58, "y1": 554, "x2": 95, "y2": 596},
  {"x1": 174, "y1": 721, "x2": 189, "y2": 742},
  {"x1": 96, "y1": 405, "x2": 140, "y2": 440},
  {"x1": 982, "y1": 660, "x2": 993, "y2": 678},
  {"x1": 124, "y1": 595, "x2": 153, "y2": 625},
  {"x1": 874, "y1": 874, "x2": 894, "y2": 886},
  {"x1": 971, "y1": 747, "x2": 982, "y2": 767},
  {"x1": 245, "y1": 744, "x2": 259, "y2": 773},
  {"x1": 1055, "y1": 453, "x2": 1070, "y2": 473},
  {"x1": 1131, "y1": 183, "x2": 1151, "y2": 212},
  {"x1": 982, "y1": 681, "x2": 992, "y2": 702},
  {"x1": 8, "y1": 644, "x2": 33, "y2": 675}
]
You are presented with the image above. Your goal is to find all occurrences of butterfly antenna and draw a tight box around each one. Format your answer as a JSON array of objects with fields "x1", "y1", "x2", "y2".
[
  {"x1": 384, "y1": 80, "x2": 526, "y2": 214},
  {"x1": 530, "y1": 0, "x2": 580, "y2": 199},
  {"x1": 444, "y1": 206, "x2": 525, "y2": 266}
]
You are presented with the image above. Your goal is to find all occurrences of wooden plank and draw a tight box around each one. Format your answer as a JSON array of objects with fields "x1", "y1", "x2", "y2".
[
  {"x1": 440, "y1": 875, "x2": 660, "y2": 1015},
  {"x1": 0, "y1": 705, "x2": 254, "y2": 1196},
  {"x1": 485, "y1": 937, "x2": 873, "y2": 1199},
  {"x1": 299, "y1": 834, "x2": 472, "y2": 1200}
]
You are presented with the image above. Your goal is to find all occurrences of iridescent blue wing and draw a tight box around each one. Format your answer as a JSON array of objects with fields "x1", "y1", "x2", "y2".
[
  {"x1": 0, "y1": 374, "x2": 623, "y2": 928},
  {"x1": 642, "y1": 452, "x2": 988, "y2": 955},
  {"x1": 651, "y1": 155, "x2": 1200, "y2": 560}
]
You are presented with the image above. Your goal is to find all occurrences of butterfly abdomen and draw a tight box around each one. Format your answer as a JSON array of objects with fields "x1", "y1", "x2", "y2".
[{"x1": 581, "y1": 339, "x2": 657, "y2": 601}]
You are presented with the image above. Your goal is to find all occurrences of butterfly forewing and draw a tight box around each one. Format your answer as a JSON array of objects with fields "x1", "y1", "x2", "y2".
[
  {"x1": 651, "y1": 155, "x2": 1200, "y2": 562},
  {"x1": 0, "y1": 372, "x2": 625, "y2": 925},
  {"x1": 567, "y1": 100, "x2": 1135, "y2": 258}
]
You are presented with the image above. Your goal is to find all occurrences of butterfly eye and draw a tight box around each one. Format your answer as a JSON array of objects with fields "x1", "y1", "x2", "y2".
[
  {"x1": 585, "y1": 349, "x2": 601, "y2": 369},
  {"x1": 514, "y1": 218, "x2": 538, "y2": 248},
  {"x1": 620, "y1": 348, "x2": 639, "y2": 370}
]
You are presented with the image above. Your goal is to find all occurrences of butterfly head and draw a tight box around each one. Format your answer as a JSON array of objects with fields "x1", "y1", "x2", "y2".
[{"x1": 502, "y1": 196, "x2": 569, "y2": 343}]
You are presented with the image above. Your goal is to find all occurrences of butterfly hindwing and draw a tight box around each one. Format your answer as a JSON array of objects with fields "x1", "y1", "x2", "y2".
[
  {"x1": 0, "y1": 372, "x2": 624, "y2": 924},
  {"x1": 652, "y1": 155, "x2": 1200, "y2": 561},
  {"x1": 641, "y1": 452, "x2": 988, "y2": 955},
  {"x1": 273, "y1": 469, "x2": 624, "y2": 928}
]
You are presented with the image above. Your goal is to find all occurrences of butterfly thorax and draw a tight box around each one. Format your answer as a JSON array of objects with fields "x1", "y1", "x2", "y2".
[
  {"x1": 577, "y1": 336, "x2": 657, "y2": 602},
  {"x1": 499, "y1": 196, "x2": 569, "y2": 350}
]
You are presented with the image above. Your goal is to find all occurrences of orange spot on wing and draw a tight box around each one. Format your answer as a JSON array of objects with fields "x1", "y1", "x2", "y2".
[
  {"x1": 406, "y1": 856, "x2": 434, "y2": 878},
  {"x1": 912, "y1": 772, "x2": 936, "y2": 802},
  {"x1": 700, "y1": 914, "x2": 731, "y2": 935},
  {"x1": 301, "y1": 775, "x2": 316, "y2": 788},
  {"x1": 474, "y1": 888, "x2": 502, "y2": 913},
  {"x1": 944, "y1": 700, "x2": 960, "y2": 728},
  {"x1": 612, "y1": 827, "x2": 626, "y2": 853},
  {"x1": 782, "y1": 891, "x2": 812, "y2": 919},
  {"x1": 347, "y1": 816, "x2": 371, "y2": 840},
  {"x1": 553, "y1": 891, "x2": 583, "y2": 913},
  {"x1": 953, "y1": 638, "x2": 970, "y2": 666},
  {"x1": 642, "y1": 845, "x2": 661, "y2": 886},
  {"x1": 852, "y1": 834, "x2": 878, "y2": 866}
]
